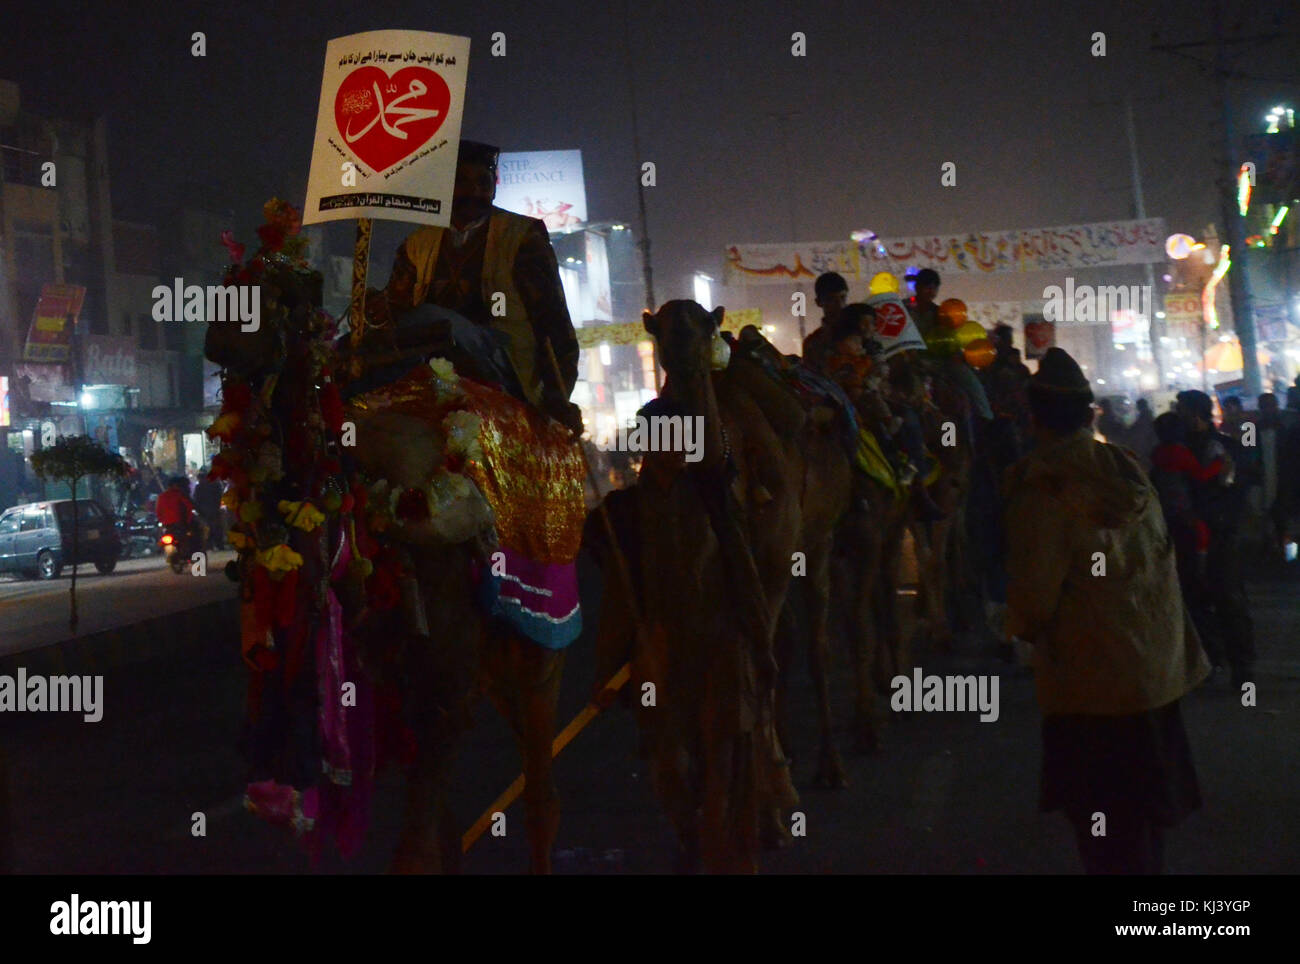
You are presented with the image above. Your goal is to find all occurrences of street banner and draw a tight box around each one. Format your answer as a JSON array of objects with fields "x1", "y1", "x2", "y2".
[
  {"x1": 302, "y1": 29, "x2": 470, "y2": 228},
  {"x1": 495, "y1": 150, "x2": 588, "y2": 232},
  {"x1": 13, "y1": 362, "x2": 75, "y2": 403},
  {"x1": 725, "y1": 218, "x2": 1167, "y2": 284},
  {"x1": 22, "y1": 283, "x2": 86, "y2": 362},
  {"x1": 862, "y1": 218, "x2": 1168, "y2": 274},
  {"x1": 723, "y1": 241, "x2": 859, "y2": 285},
  {"x1": 866, "y1": 293, "x2": 925, "y2": 358},
  {"x1": 1022, "y1": 314, "x2": 1054, "y2": 359}
]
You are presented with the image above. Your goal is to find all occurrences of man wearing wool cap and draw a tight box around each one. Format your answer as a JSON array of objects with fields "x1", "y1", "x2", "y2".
[{"x1": 1002, "y1": 348, "x2": 1210, "y2": 874}]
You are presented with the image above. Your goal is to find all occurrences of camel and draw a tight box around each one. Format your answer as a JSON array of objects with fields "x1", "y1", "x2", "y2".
[
  {"x1": 833, "y1": 469, "x2": 910, "y2": 753},
  {"x1": 589, "y1": 301, "x2": 851, "y2": 871},
  {"x1": 906, "y1": 372, "x2": 977, "y2": 654},
  {"x1": 341, "y1": 401, "x2": 571, "y2": 876}
]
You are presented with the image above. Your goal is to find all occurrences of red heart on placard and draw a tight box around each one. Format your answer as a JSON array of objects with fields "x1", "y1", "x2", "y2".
[
  {"x1": 874, "y1": 301, "x2": 908, "y2": 338},
  {"x1": 334, "y1": 66, "x2": 451, "y2": 174}
]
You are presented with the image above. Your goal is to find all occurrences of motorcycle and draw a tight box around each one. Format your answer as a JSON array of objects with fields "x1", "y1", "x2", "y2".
[
  {"x1": 116, "y1": 509, "x2": 162, "y2": 559},
  {"x1": 160, "y1": 521, "x2": 199, "y2": 574}
]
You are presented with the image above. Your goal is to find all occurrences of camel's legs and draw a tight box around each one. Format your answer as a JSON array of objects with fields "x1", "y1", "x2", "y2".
[
  {"x1": 849, "y1": 521, "x2": 887, "y2": 753},
  {"x1": 805, "y1": 537, "x2": 846, "y2": 788},
  {"x1": 391, "y1": 731, "x2": 461, "y2": 874},
  {"x1": 485, "y1": 633, "x2": 565, "y2": 874}
]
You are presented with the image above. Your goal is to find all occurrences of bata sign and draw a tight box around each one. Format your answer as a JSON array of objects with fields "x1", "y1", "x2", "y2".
[{"x1": 82, "y1": 337, "x2": 137, "y2": 383}]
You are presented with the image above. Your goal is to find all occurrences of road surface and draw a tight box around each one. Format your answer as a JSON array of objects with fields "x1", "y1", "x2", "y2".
[
  {"x1": 0, "y1": 551, "x2": 238, "y2": 656},
  {"x1": 1, "y1": 556, "x2": 1296, "y2": 874}
]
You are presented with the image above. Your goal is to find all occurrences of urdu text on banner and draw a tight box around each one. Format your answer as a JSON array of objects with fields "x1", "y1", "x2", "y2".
[
  {"x1": 724, "y1": 218, "x2": 1168, "y2": 284},
  {"x1": 302, "y1": 30, "x2": 470, "y2": 228}
]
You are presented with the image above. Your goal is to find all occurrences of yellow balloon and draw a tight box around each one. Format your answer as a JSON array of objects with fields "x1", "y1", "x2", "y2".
[
  {"x1": 956, "y1": 320, "x2": 987, "y2": 348},
  {"x1": 938, "y1": 298, "x2": 968, "y2": 329},
  {"x1": 868, "y1": 272, "x2": 901, "y2": 296},
  {"x1": 964, "y1": 337, "x2": 996, "y2": 369}
]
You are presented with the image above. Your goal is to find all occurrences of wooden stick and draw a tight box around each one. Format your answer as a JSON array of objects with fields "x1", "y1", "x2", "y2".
[
  {"x1": 461, "y1": 663, "x2": 631, "y2": 853},
  {"x1": 349, "y1": 217, "x2": 373, "y2": 348}
]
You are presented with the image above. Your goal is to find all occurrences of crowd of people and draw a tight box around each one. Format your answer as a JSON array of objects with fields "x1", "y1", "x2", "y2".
[{"x1": 798, "y1": 267, "x2": 1288, "y2": 874}]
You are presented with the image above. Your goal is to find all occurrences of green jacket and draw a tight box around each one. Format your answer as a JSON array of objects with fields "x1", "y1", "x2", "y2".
[{"x1": 1003, "y1": 428, "x2": 1210, "y2": 715}]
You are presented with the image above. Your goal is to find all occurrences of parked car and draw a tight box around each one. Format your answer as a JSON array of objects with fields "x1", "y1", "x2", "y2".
[{"x1": 0, "y1": 500, "x2": 121, "y2": 579}]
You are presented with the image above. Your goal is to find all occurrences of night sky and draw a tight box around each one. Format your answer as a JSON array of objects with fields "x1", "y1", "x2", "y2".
[{"x1": 6, "y1": 0, "x2": 1298, "y2": 307}]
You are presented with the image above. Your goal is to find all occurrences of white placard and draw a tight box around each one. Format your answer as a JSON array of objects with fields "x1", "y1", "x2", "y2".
[
  {"x1": 302, "y1": 30, "x2": 470, "y2": 227},
  {"x1": 866, "y1": 293, "x2": 925, "y2": 358}
]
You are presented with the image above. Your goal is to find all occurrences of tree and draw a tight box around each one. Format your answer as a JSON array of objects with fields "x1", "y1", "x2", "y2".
[{"x1": 30, "y1": 435, "x2": 128, "y2": 635}]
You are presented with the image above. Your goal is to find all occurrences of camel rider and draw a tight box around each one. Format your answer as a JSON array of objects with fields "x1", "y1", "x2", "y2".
[
  {"x1": 801, "y1": 271, "x2": 851, "y2": 373},
  {"x1": 358, "y1": 140, "x2": 583, "y2": 436},
  {"x1": 906, "y1": 268, "x2": 994, "y2": 424}
]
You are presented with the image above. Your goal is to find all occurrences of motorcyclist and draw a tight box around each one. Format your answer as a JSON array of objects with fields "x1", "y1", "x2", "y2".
[{"x1": 155, "y1": 476, "x2": 202, "y2": 551}]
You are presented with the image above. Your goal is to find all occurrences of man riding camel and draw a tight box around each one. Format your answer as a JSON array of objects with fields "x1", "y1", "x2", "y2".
[
  {"x1": 352, "y1": 139, "x2": 584, "y2": 436},
  {"x1": 907, "y1": 268, "x2": 994, "y2": 425}
]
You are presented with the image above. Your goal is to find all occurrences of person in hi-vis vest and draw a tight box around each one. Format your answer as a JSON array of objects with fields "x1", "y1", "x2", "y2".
[{"x1": 365, "y1": 140, "x2": 583, "y2": 436}]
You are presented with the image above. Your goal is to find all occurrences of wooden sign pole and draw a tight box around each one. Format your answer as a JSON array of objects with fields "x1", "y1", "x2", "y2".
[{"x1": 349, "y1": 217, "x2": 374, "y2": 347}]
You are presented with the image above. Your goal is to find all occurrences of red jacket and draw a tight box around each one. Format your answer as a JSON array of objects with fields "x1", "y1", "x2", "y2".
[{"x1": 155, "y1": 487, "x2": 195, "y2": 527}]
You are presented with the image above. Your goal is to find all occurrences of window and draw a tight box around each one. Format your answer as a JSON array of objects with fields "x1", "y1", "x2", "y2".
[
  {"x1": 56, "y1": 501, "x2": 103, "y2": 523},
  {"x1": 0, "y1": 513, "x2": 19, "y2": 534},
  {"x1": 21, "y1": 507, "x2": 46, "y2": 531}
]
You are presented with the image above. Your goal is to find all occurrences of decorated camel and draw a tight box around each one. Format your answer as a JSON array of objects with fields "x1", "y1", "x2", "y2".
[{"x1": 205, "y1": 202, "x2": 583, "y2": 874}]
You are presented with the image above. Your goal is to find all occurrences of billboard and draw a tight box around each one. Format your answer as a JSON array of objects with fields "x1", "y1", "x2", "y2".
[
  {"x1": 302, "y1": 30, "x2": 470, "y2": 227},
  {"x1": 495, "y1": 150, "x2": 587, "y2": 231},
  {"x1": 81, "y1": 335, "x2": 138, "y2": 384},
  {"x1": 22, "y1": 284, "x2": 86, "y2": 362},
  {"x1": 584, "y1": 231, "x2": 612, "y2": 322}
]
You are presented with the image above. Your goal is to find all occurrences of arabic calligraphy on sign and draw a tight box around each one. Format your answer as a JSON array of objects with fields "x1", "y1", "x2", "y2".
[
  {"x1": 724, "y1": 219, "x2": 1167, "y2": 284},
  {"x1": 304, "y1": 30, "x2": 469, "y2": 228}
]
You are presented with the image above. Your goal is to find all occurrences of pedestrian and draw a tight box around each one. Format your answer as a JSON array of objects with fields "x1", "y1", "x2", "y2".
[
  {"x1": 1095, "y1": 398, "x2": 1128, "y2": 448},
  {"x1": 1177, "y1": 389, "x2": 1256, "y2": 688},
  {"x1": 1128, "y1": 398, "x2": 1158, "y2": 473},
  {"x1": 1150, "y1": 411, "x2": 1222, "y2": 592},
  {"x1": 192, "y1": 469, "x2": 225, "y2": 550},
  {"x1": 1003, "y1": 348, "x2": 1209, "y2": 874},
  {"x1": 1255, "y1": 393, "x2": 1289, "y2": 560}
]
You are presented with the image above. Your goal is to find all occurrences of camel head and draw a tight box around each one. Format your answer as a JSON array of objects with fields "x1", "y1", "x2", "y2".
[{"x1": 643, "y1": 300, "x2": 726, "y2": 382}]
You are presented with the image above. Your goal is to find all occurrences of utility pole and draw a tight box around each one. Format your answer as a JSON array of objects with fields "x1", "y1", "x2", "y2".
[
  {"x1": 1152, "y1": 1, "x2": 1277, "y2": 396},
  {"x1": 621, "y1": 0, "x2": 660, "y2": 390},
  {"x1": 1124, "y1": 95, "x2": 1164, "y2": 387},
  {"x1": 622, "y1": 0, "x2": 655, "y2": 314}
]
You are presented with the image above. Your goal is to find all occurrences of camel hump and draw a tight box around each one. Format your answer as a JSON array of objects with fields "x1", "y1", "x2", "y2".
[{"x1": 725, "y1": 355, "x2": 808, "y2": 440}]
